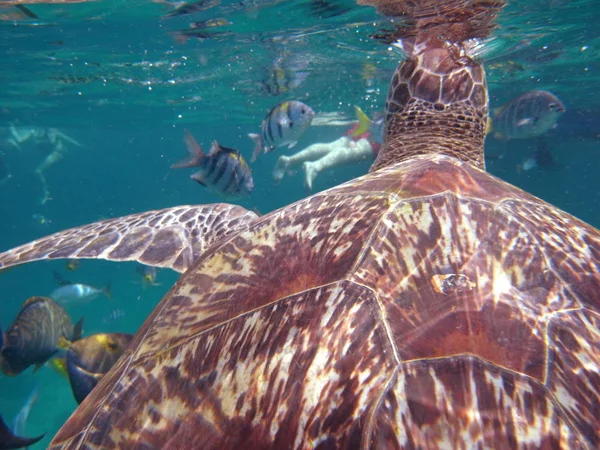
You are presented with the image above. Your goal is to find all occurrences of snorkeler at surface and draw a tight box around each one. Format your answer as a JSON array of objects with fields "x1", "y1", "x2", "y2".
[
  {"x1": 272, "y1": 107, "x2": 383, "y2": 190},
  {"x1": 3, "y1": 125, "x2": 83, "y2": 204}
]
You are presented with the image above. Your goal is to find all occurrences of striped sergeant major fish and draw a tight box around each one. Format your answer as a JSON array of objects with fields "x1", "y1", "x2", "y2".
[
  {"x1": 248, "y1": 100, "x2": 315, "y2": 163},
  {"x1": 171, "y1": 130, "x2": 254, "y2": 200},
  {"x1": 488, "y1": 90, "x2": 565, "y2": 140},
  {"x1": 260, "y1": 52, "x2": 309, "y2": 97}
]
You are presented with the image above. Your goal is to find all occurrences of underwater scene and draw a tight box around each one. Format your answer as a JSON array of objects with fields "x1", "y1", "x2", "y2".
[{"x1": 0, "y1": 0, "x2": 599, "y2": 448}]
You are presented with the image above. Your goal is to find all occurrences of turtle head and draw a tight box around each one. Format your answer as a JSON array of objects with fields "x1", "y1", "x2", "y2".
[
  {"x1": 359, "y1": 0, "x2": 506, "y2": 172},
  {"x1": 371, "y1": 38, "x2": 488, "y2": 171}
]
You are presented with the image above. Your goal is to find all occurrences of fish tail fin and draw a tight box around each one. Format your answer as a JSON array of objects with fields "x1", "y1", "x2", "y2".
[
  {"x1": 47, "y1": 357, "x2": 69, "y2": 379},
  {"x1": 171, "y1": 130, "x2": 205, "y2": 169},
  {"x1": 73, "y1": 318, "x2": 84, "y2": 341},
  {"x1": 486, "y1": 116, "x2": 493, "y2": 135},
  {"x1": 0, "y1": 415, "x2": 44, "y2": 449},
  {"x1": 248, "y1": 133, "x2": 263, "y2": 163},
  {"x1": 352, "y1": 106, "x2": 372, "y2": 137}
]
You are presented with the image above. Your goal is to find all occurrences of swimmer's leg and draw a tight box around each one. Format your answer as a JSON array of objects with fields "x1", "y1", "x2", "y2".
[
  {"x1": 35, "y1": 142, "x2": 65, "y2": 204},
  {"x1": 51, "y1": 129, "x2": 83, "y2": 147},
  {"x1": 9, "y1": 125, "x2": 38, "y2": 145},
  {"x1": 303, "y1": 138, "x2": 374, "y2": 191},
  {"x1": 35, "y1": 170, "x2": 51, "y2": 205},
  {"x1": 272, "y1": 137, "x2": 350, "y2": 182}
]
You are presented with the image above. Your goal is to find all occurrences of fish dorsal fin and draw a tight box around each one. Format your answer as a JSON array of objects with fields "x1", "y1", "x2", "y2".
[
  {"x1": 210, "y1": 141, "x2": 243, "y2": 162},
  {"x1": 208, "y1": 140, "x2": 223, "y2": 156},
  {"x1": 20, "y1": 296, "x2": 46, "y2": 310},
  {"x1": 276, "y1": 102, "x2": 291, "y2": 126},
  {"x1": 72, "y1": 318, "x2": 84, "y2": 341},
  {"x1": 279, "y1": 101, "x2": 290, "y2": 113}
]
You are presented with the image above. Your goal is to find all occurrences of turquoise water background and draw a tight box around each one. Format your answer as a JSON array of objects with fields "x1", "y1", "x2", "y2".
[{"x1": 0, "y1": 0, "x2": 599, "y2": 447}]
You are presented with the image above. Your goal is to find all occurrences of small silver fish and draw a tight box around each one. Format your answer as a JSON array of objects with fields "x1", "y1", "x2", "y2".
[
  {"x1": 103, "y1": 308, "x2": 125, "y2": 324},
  {"x1": 490, "y1": 90, "x2": 565, "y2": 140},
  {"x1": 50, "y1": 283, "x2": 111, "y2": 306},
  {"x1": 171, "y1": 130, "x2": 254, "y2": 200},
  {"x1": 248, "y1": 100, "x2": 315, "y2": 163}
]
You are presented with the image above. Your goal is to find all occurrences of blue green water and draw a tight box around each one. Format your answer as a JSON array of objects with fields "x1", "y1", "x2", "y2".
[{"x1": 0, "y1": 0, "x2": 599, "y2": 447}]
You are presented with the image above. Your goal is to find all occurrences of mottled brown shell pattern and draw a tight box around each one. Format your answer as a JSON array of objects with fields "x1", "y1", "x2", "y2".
[{"x1": 49, "y1": 155, "x2": 600, "y2": 449}]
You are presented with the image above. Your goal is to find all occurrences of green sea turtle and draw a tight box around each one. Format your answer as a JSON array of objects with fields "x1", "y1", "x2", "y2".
[{"x1": 0, "y1": 1, "x2": 599, "y2": 448}]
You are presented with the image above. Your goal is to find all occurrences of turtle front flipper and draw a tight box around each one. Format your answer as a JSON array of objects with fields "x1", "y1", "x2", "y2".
[{"x1": 0, "y1": 204, "x2": 258, "y2": 274}]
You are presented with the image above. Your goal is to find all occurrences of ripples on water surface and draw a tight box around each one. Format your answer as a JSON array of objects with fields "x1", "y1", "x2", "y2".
[{"x1": 0, "y1": 0, "x2": 599, "y2": 447}]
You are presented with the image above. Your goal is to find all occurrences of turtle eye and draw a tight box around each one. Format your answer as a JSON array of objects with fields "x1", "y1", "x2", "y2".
[
  {"x1": 549, "y1": 102, "x2": 560, "y2": 111},
  {"x1": 301, "y1": 108, "x2": 306, "y2": 114}
]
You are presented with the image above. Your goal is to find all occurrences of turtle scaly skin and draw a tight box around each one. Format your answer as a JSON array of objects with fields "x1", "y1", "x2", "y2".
[
  {"x1": 372, "y1": 38, "x2": 488, "y2": 170},
  {"x1": 0, "y1": 1, "x2": 597, "y2": 448}
]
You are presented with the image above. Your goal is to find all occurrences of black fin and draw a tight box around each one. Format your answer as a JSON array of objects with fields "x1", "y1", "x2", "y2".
[
  {"x1": 533, "y1": 137, "x2": 559, "y2": 169},
  {"x1": 15, "y1": 5, "x2": 39, "y2": 20},
  {"x1": 72, "y1": 318, "x2": 84, "y2": 342},
  {"x1": 52, "y1": 270, "x2": 71, "y2": 287},
  {"x1": 0, "y1": 414, "x2": 45, "y2": 449}
]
